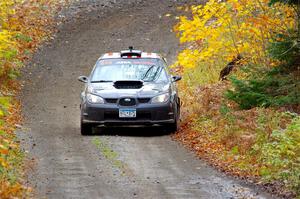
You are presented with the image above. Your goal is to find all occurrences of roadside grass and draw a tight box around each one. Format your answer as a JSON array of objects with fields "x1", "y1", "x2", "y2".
[
  {"x1": 92, "y1": 137, "x2": 127, "y2": 175},
  {"x1": 172, "y1": 0, "x2": 300, "y2": 197},
  {"x1": 0, "y1": 88, "x2": 29, "y2": 198},
  {"x1": 0, "y1": 0, "x2": 69, "y2": 197},
  {"x1": 173, "y1": 81, "x2": 300, "y2": 198}
]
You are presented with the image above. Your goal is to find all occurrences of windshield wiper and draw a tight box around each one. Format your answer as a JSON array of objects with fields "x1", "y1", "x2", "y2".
[
  {"x1": 142, "y1": 65, "x2": 161, "y2": 81},
  {"x1": 90, "y1": 80, "x2": 113, "y2": 83}
]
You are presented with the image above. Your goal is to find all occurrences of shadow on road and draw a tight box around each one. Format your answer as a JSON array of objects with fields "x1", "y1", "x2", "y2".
[{"x1": 92, "y1": 126, "x2": 172, "y2": 137}]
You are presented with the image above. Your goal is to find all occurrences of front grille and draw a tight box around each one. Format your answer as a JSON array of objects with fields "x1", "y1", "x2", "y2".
[
  {"x1": 105, "y1": 98, "x2": 150, "y2": 104},
  {"x1": 119, "y1": 98, "x2": 136, "y2": 106},
  {"x1": 105, "y1": 98, "x2": 118, "y2": 103},
  {"x1": 138, "y1": 98, "x2": 151, "y2": 103}
]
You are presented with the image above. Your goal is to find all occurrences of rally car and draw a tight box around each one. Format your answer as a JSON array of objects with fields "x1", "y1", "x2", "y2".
[{"x1": 78, "y1": 47, "x2": 181, "y2": 135}]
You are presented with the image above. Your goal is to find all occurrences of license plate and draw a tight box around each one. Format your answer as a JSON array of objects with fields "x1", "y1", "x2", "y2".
[{"x1": 119, "y1": 109, "x2": 136, "y2": 118}]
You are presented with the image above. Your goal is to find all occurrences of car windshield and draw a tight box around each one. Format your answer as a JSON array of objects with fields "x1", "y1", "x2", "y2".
[{"x1": 91, "y1": 58, "x2": 169, "y2": 82}]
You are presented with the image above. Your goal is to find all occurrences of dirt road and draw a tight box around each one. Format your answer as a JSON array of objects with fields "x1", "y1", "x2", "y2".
[{"x1": 20, "y1": 0, "x2": 274, "y2": 198}]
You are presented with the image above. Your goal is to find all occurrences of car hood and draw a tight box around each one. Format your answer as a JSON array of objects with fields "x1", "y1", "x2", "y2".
[{"x1": 88, "y1": 82, "x2": 170, "y2": 98}]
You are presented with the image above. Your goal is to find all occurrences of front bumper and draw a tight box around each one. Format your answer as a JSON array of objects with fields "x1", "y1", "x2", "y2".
[{"x1": 81, "y1": 102, "x2": 175, "y2": 126}]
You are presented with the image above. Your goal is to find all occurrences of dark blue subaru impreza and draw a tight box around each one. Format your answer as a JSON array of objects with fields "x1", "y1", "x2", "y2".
[{"x1": 78, "y1": 47, "x2": 181, "y2": 135}]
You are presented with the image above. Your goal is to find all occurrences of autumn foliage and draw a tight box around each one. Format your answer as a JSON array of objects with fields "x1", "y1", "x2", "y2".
[
  {"x1": 173, "y1": 0, "x2": 296, "y2": 83},
  {"x1": 0, "y1": 0, "x2": 67, "y2": 197},
  {"x1": 173, "y1": 0, "x2": 300, "y2": 197},
  {"x1": 0, "y1": 0, "x2": 67, "y2": 80}
]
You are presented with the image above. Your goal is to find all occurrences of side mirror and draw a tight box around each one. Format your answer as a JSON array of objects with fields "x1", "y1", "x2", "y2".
[
  {"x1": 78, "y1": 76, "x2": 88, "y2": 83},
  {"x1": 172, "y1": 75, "x2": 182, "y2": 82}
]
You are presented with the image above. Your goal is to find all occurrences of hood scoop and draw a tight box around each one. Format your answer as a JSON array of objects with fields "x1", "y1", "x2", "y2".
[{"x1": 113, "y1": 80, "x2": 144, "y2": 89}]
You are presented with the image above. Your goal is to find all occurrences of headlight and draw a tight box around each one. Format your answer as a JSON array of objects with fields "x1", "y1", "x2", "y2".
[
  {"x1": 151, "y1": 93, "x2": 170, "y2": 104},
  {"x1": 86, "y1": 93, "x2": 104, "y2": 104}
]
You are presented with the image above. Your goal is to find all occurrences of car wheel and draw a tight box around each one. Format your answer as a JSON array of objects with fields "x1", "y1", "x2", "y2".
[
  {"x1": 165, "y1": 121, "x2": 178, "y2": 133},
  {"x1": 165, "y1": 107, "x2": 179, "y2": 133},
  {"x1": 81, "y1": 121, "x2": 93, "y2": 136}
]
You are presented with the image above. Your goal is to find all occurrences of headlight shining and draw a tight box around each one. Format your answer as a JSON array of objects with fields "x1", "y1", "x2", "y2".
[
  {"x1": 151, "y1": 93, "x2": 170, "y2": 104},
  {"x1": 86, "y1": 93, "x2": 104, "y2": 104}
]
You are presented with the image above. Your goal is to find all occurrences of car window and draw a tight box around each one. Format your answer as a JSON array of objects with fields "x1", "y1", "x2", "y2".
[{"x1": 91, "y1": 58, "x2": 169, "y2": 83}]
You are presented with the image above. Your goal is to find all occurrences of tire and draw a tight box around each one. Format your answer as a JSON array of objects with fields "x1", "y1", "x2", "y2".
[
  {"x1": 165, "y1": 121, "x2": 178, "y2": 133},
  {"x1": 165, "y1": 106, "x2": 179, "y2": 133},
  {"x1": 81, "y1": 121, "x2": 93, "y2": 135}
]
